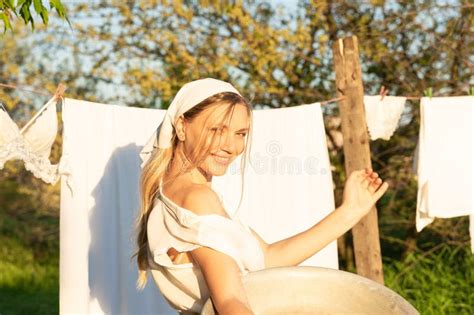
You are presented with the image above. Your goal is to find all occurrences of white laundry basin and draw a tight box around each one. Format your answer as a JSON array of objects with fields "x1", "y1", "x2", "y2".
[{"x1": 200, "y1": 266, "x2": 419, "y2": 315}]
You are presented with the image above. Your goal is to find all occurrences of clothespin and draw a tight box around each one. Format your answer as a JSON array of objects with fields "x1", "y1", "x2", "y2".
[
  {"x1": 379, "y1": 86, "x2": 389, "y2": 101},
  {"x1": 54, "y1": 83, "x2": 66, "y2": 101},
  {"x1": 423, "y1": 87, "x2": 433, "y2": 100}
]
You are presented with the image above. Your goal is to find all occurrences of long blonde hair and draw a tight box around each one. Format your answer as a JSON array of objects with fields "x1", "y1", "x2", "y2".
[{"x1": 132, "y1": 91, "x2": 253, "y2": 290}]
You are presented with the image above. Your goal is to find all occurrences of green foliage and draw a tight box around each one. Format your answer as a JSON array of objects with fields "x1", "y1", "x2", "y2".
[
  {"x1": 0, "y1": 173, "x2": 59, "y2": 314},
  {"x1": 385, "y1": 244, "x2": 474, "y2": 314},
  {"x1": 0, "y1": 237, "x2": 59, "y2": 315},
  {"x1": 0, "y1": 176, "x2": 60, "y2": 262},
  {"x1": 0, "y1": 0, "x2": 69, "y2": 32}
]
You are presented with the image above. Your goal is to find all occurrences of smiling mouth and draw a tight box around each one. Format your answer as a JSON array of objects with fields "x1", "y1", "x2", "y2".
[{"x1": 211, "y1": 154, "x2": 231, "y2": 164}]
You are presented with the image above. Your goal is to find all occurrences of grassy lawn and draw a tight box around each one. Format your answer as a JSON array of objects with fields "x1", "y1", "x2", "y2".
[
  {"x1": 384, "y1": 244, "x2": 474, "y2": 314},
  {"x1": 0, "y1": 237, "x2": 58, "y2": 315}
]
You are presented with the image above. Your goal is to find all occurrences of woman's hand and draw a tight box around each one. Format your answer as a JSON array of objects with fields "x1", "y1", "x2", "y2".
[
  {"x1": 261, "y1": 168, "x2": 389, "y2": 268},
  {"x1": 340, "y1": 168, "x2": 389, "y2": 223}
]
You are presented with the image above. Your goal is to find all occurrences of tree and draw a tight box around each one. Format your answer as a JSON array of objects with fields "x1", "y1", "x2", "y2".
[{"x1": 0, "y1": 0, "x2": 69, "y2": 32}]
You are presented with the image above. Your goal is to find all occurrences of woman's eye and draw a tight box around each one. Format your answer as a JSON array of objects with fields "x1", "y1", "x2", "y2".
[
  {"x1": 210, "y1": 128, "x2": 222, "y2": 133},
  {"x1": 210, "y1": 127, "x2": 245, "y2": 137}
]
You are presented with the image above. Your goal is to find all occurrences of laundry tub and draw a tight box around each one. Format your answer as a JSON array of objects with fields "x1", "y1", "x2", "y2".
[{"x1": 200, "y1": 266, "x2": 419, "y2": 315}]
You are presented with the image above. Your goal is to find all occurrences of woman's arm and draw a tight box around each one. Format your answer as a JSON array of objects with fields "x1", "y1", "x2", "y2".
[
  {"x1": 253, "y1": 168, "x2": 389, "y2": 268},
  {"x1": 263, "y1": 203, "x2": 358, "y2": 268},
  {"x1": 191, "y1": 246, "x2": 254, "y2": 315},
  {"x1": 249, "y1": 204, "x2": 356, "y2": 268},
  {"x1": 184, "y1": 186, "x2": 254, "y2": 315}
]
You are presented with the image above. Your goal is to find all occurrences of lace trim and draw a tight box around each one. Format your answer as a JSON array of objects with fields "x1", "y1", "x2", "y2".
[{"x1": 0, "y1": 136, "x2": 74, "y2": 194}]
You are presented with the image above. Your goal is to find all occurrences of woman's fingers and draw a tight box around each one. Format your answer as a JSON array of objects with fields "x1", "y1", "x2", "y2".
[
  {"x1": 374, "y1": 181, "x2": 389, "y2": 200},
  {"x1": 348, "y1": 168, "x2": 388, "y2": 199},
  {"x1": 365, "y1": 168, "x2": 379, "y2": 179},
  {"x1": 353, "y1": 169, "x2": 384, "y2": 190},
  {"x1": 360, "y1": 169, "x2": 383, "y2": 193},
  {"x1": 361, "y1": 176, "x2": 372, "y2": 189},
  {"x1": 369, "y1": 178, "x2": 383, "y2": 193}
]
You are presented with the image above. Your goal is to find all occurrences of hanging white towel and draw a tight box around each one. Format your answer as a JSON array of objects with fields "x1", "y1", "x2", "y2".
[
  {"x1": 60, "y1": 98, "x2": 171, "y2": 315},
  {"x1": 363, "y1": 96, "x2": 406, "y2": 141},
  {"x1": 60, "y1": 99, "x2": 338, "y2": 315},
  {"x1": 415, "y1": 96, "x2": 474, "y2": 252}
]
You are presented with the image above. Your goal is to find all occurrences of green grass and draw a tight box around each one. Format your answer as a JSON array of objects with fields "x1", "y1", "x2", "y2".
[
  {"x1": 0, "y1": 237, "x2": 58, "y2": 315},
  {"x1": 384, "y1": 243, "x2": 474, "y2": 314},
  {"x1": 0, "y1": 177, "x2": 59, "y2": 315}
]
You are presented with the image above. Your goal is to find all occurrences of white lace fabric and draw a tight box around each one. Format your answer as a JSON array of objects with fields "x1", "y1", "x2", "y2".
[
  {"x1": 0, "y1": 97, "x2": 73, "y2": 190},
  {"x1": 364, "y1": 95, "x2": 407, "y2": 141}
]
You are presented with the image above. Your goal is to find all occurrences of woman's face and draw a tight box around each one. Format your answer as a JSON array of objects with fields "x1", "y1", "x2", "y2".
[{"x1": 183, "y1": 103, "x2": 250, "y2": 176}]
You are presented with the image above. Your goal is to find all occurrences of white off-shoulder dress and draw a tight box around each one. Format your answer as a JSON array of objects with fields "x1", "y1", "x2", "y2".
[{"x1": 146, "y1": 181, "x2": 266, "y2": 314}]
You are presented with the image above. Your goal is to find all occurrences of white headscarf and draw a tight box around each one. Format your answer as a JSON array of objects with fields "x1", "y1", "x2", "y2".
[{"x1": 139, "y1": 78, "x2": 242, "y2": 168}]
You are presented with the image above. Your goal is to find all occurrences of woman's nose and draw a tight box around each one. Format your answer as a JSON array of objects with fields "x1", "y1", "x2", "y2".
[{"x1": 218, "y1": 131, "x2": 236, "y2": 153}]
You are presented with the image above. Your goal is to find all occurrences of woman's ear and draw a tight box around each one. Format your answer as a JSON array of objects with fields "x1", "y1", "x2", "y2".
[{"x1": 175, "y1": 115, "x2": 186, "y2": 141}]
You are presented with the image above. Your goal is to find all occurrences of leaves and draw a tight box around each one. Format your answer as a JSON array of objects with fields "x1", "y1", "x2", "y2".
[
  {"x1": 0, "y1": 12, "x2": 11, "y2": 32},
  {"x1": 33, "y1": 0, "x2": 42, "y2": 14},
  {"x1": 0, "y1": 0, "x2": 68, "y2": 32}
]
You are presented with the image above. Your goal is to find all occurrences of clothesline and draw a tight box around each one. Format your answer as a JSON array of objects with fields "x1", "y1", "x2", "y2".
[
  {"x1": 0, "y1": 82, "x2": 469, "y2": 107},
  {"x1": 0, "y1": 83, "x2": 51, "y2": 96}
]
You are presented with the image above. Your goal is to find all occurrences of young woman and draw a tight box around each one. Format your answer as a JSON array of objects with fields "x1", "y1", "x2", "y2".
[{"x1": 134, "y1": 78, "x2": 389, "y2": 315}]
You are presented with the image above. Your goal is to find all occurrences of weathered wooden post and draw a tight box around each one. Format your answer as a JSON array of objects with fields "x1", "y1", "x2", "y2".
[{"x1": 332, "y1": 36, "x2": 384, "y2": 284}]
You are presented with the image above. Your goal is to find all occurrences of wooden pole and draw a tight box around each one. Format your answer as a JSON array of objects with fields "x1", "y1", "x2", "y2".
[{"x1": 332, "y1": 36, "x2": 384, "y2": 284}]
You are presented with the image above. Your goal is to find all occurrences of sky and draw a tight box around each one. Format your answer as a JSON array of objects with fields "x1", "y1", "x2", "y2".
[{"x1": 39, "y1": 1, "x2": 302, "y2": 105}]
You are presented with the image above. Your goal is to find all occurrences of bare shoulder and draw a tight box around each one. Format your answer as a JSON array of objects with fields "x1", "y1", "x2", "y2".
[{"x1": 183, "y1": 184, "x2": 231, "y2": 219}]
